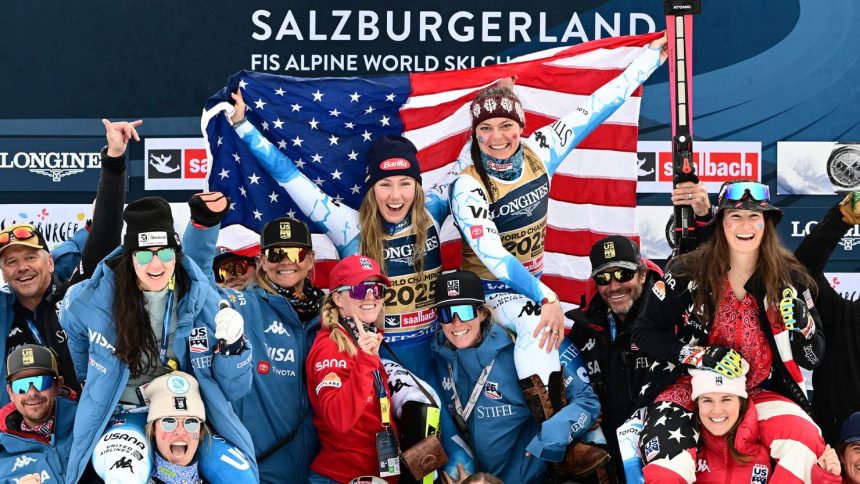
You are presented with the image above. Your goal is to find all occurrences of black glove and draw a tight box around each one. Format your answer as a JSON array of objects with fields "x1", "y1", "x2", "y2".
[
  {"x1": 188, "y1": 192, "x2": 229, "y2": 227},
  {"x1": 680, "y1": 344, "x2": 744, "y2": 378}
]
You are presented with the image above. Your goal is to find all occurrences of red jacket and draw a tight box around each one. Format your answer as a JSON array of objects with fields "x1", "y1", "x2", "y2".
[
  {"x1": 695, "y1": 404, "x2": 840, "y2": 483},
  {"x1": 306, "y1": 327, "x2": 399, "y2": 483}
]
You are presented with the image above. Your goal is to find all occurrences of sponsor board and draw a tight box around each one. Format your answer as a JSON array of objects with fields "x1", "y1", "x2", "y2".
[
  {"x1": 0, "y1": 138, "x2": 109, "y2": 191},
  {"x1": 637, "y1": 141, "x2": 761, "y2": 193},
  {"x1": 777, "y1": 142, "x2": 860, "y2": 194},
  {"x1": 780, "y1": 207, "x2": 860, "y2": 258},
  {"x1": 824, "y1": 273, "x2": 860, "y2": 302},
  {"x1": 144, "y1": 138, "x2": 210, "y2": 190}
]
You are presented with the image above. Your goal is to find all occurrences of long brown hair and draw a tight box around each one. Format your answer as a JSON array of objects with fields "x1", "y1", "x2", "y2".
[
  {"x1": 358, "y1": 183, "x2": 430, "y2": 278},
  {"x1": 694, "y1": 396, "x2": 751, "y2": 464},
  {"x1": 675, "y1": 214, "x2": 815, "y2": 322},
  {"x1": 110, "y1": 251, "x2": 190, "y2": 378}
]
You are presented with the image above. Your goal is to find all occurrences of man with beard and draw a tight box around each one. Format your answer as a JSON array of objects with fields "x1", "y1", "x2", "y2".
[
  {"x1": 0, "y1": 344, "x2": 82, "y2": 483},
  {"x1": 564, "y1": 235, "x2": 664, "y2": 480}
]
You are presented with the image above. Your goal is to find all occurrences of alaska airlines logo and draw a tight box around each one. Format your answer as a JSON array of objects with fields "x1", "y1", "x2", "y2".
[{"x1": 490, "y1": 183, "x2": 548, "y2": 219}]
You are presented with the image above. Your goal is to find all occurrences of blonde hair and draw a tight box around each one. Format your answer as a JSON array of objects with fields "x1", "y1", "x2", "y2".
[{"x1": 359, "y1": 183, "x2": 430, "y2": 278}]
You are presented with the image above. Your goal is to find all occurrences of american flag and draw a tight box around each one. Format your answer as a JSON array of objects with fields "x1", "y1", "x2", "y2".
[{"x1": 202, "y1": 32, "x2": 661, "y2": 307}]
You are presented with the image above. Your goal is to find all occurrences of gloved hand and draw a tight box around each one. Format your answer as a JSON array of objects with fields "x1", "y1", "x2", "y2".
[
  {"x1": 680, "y1": 345, "x2": 744, "y2": 378},
  {"x1": 215, "y1": 304, "x2": 244, "y2": 345},
  {"x1": 780, "y1": 287, "x2": 814, "y2": 338},
  {"x1": 189, "y1": 192, "x2": 229, "y2": 228},
  {"x1": 839, "y1": 192, "x2": 860, "y2": 225}
]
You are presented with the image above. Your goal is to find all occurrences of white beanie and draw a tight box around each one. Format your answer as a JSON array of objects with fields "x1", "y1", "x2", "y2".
[
  {"x1": 145, "y1": 371, "x2": 206, "y2": 423},
  {"x1": 689, "y1": 359, "x2": 750, "y2": 400}
]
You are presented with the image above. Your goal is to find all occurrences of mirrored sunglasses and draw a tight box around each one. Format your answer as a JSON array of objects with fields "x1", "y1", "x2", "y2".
[
  {"x1": 336, "y1": 282, "x2": 385, "y2": 300},
  {"x1": 10, "y1": 374, "x2": 55, "y2": 394},
  {"x1": 158, "y1": 416, "x2": 202, "y2": 433},
  {"x1": 133, "y1": 248, "x2": 176, "y2": 265},
  {"x1": 594, "y1": 268, "x2": 637, "y2": 286},
  {"x1": 265, "y1": 247, "x2": 308, "y2": 264},
  {"x1": 216, "y1": 259, "x2": 252, "y2": 283},
  {"x1": 438, "y1": 304, "x2": 479, "y2": 324},
  {"x1": 0, "y1": 225, "x2": 37, "y2": 247},
  {"x1": 720, "y1": 182, "x2": 770, "y2": 203}
]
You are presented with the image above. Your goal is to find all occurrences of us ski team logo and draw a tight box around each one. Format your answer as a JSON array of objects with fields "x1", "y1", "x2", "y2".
[
  {"x1": 484, "y1": 381, "x2": 502, "y2": 400},
  {"x1": 447, "y1": 280, "x2": 460, "y2": 297}
]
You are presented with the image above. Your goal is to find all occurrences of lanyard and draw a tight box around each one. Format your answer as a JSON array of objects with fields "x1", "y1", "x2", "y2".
[
  {"x1": 24, "y1": 317, "x2": 46, "y2": 346},
  {"x1": 373, "y1": 370, "x2": 392, "y2": 427},
  {"x1": 447, "y1": 358, "x2": 495, "y2": 423},
  {"x1": 157, "y1": 276, "x2": 176, "y2": 366},
  {"x1": 607, "y1": 311, "x2": 618, "y2": 343}
]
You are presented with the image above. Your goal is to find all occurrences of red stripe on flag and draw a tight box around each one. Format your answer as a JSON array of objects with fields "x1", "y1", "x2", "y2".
[
  {"x1": 541, "y1": 274, "x2": 589, "y2": 306},
  {"x1": 544, "y1": 227, "x2": 641, "y2": 257},
  {"x1": 416, "y1": 131, "x2": 470, "y2": 172},
  {"x1": 548, "y1": 176, "x2": 637, "y2": 207}
]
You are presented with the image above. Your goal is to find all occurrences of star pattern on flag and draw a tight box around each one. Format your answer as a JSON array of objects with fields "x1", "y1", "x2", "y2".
[{"x1": 667, "y1": 427, "x2": 685, "y2": 444}]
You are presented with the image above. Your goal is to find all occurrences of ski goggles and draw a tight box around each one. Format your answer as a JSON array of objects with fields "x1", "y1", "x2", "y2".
[
  {"x1": 594, "y1": 268, "x2": 637, "y2": 286},
  {"x1": 9, "y1": 374, "x2": 55, "y2": 394},
  {"x1": 215, "y1": 259, "x2": 252, "y2": 283},
  {"x1": 438, "y1": 304, "x2": 479, "y2": 324},
  {"x1": 265, "y1": 246, "x2": 309, "y2": 264},
  {"x1": 0, "y1": 225, "x2": 40, "y2": 248},
  {"x1": 133, "y1": 248, "x2": 176, "y2": 265},
  {"x1": 720, "y1": 182, "x2": 771, "y2": 203},
  {"x1": 158, "y1": 416, "x2": 202, "y2": 434},
  {"x1": 335, "y1": 282, "x2": 386, "y2": 300}
]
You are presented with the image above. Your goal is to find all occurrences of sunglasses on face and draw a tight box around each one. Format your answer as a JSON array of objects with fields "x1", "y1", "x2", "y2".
[
  {"x1": 9, "y1": 374, "x2": 55, "y2": 394},
  {"x1": 158, "y1": 416, "x2": 202, "y2": 434},
  {"x1": 438, "y1": 304, "x2": 479, "y2": 324},
  {"x1": 0, "y1": 225, "x2": 38, "y2": 248},
  {"x1": 215, "y1": 259, "x2": 252, "y2": 283},
  {"x1": 720, "y1": 182, "x2": 770, "y2": 203},
  {"x1": 265, "y1": 247, "x2": 309, "y2": 264},
  {"x1": 336, "y1": 282, "x2": 385, "y2": 300},
  {"x1": 133, "y1": 248, "x2": 176, "y2": 265},
  {"x1": 594, "y1": 268, "x2": 637, "y2": 286}
]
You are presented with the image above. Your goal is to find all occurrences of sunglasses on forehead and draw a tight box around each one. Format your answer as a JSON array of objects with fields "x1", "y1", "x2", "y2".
[
  {"x1": 0, "y1": 225, "x2": 38, "y2": 248},
  {"x1": 133, "y1": 248, "x2": 176, "y2": 265},
  {"x1": 265, "y1": 247, "x2": 309, "y2": 264},
  {"x1": 9, "y1": 374, "x2": 55, "y2": 394},
  {"x1": 336, "y1": 282, "x2": 386, "y2": 300},
  {"x1": 158, "y1": 416, "x2": 202, "y2": 434},
  {"x1": 438, "y1": 304, "x2": 479, "y2": 324},
  {"x1": 594, "y1": 268, "x2": 637, "y2": 286},
  {"x1": 215, "y1": 259, "x2": 253, "y2": 283},
  {"x1": 720, "y1": 182, "x2": 770, "y2": 203}
]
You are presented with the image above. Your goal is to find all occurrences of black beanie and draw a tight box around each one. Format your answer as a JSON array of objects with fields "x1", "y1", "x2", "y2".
[
  {"x1": 122, "y1": 197, "x2": 181, "y2": 252},
  {"x1": 364, "y1": 135, "x2": 422, "y2": 188}
]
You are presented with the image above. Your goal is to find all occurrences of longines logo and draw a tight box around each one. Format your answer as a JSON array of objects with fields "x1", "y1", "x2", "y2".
[
  {"x1": 0, "y1": 151, "x2": 101, "y2": 182},
  {"x1": 790, "y1": 220, "x2": 860, "y2": 250}
]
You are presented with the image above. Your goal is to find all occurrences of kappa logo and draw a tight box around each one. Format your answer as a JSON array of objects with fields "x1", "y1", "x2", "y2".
[
  {"x1": 484, "y1": 381, "x2": 502, "y2": 400},
  {"x1": 264, "y1": 320, "x2": 290, "y2": 335},
  {"x1": 109, "y1": 456, "x2": 134, "y2": 473},
  {"x1": 12, "y1": 454, "x2": 36, "y2": 471},
  {"x1": 696, "y1": 458, "x2": 710, "y2": 473},
  {"x1": 582, "y1": 338, "x2": 596, "y2": 351},
  {"x1": 441, "y1": 377, "x2": 454, "y2": 391},
  {"x1": 447, "y1": 280, "x2": 460, "y2": 297},
  {"x1": 8, "y1": 326, "x2": 22, "y2": 337}
]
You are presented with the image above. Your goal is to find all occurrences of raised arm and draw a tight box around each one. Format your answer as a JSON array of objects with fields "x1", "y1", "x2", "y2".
[
  {"x1": 228, "y1": 91, "x2": 359, "y2": 256},
  {"x1": 530, "y1": 36, "x2": 666, "y2": 178}
]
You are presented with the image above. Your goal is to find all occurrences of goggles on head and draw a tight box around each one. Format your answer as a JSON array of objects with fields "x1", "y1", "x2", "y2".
[
  {"x1": 0, "y1": 225, "x2": 38, "y2": 248},
  {"x1": 438, "y1": 304, "x2": 479, "y2": 324},
  {"x1": 158, "y1": 416, "x2": 202, "y2": 434},
  {"x1": 9, "y1": 374, "x2": 55, "y2": 394},
  {"x1": 719, "y1": 182, "x2": 771, "y2": 203},
  {"x1": 336, "y1": 282, "x2": 385, "y2": 300},
  {"x1": 133, "y1": 248, "x2": 176, "y2": 265},
  {"x1": 216, "y1": 259, "x2": 252, "y2": 283},
  {"x1": 265, "y1": 247, "x2": 309, "y2": 264},
  {"x1": 594, "y1": 268, "x2": 638, "y2": 286}
]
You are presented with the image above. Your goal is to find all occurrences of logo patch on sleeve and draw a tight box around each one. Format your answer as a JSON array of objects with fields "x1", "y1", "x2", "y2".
[
  {"x1": 189, "y1": 327, "x2": 209, "y2": 353},
  {"x1": 315, "y1": 372, "x2": 342, "y2": 394},
  {"x1": 652, "y1": 281, "x2": 666, "y2": 301},
  {"x1": 470, "y1": 226, "x2": 484, "y2": 239}
]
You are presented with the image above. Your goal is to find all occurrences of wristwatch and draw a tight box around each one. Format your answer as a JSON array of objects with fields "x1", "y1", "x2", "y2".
[{"x1": 541, "y1": 291, "x2": 559, "y2": 305}]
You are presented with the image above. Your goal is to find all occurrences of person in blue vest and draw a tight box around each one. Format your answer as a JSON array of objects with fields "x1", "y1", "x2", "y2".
[
  {"x1": 0, "y1": 344, "x2": 88, "y2": 484},
  {"x1": 431, "y1": 270, "x2": 605, "y2": 483},
  {"x1": 58, "y1": 197, "x2": 257, "y2": 484},
  {"x1": 182, "y1": 200, "x2": 322, "y2": 484}
]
